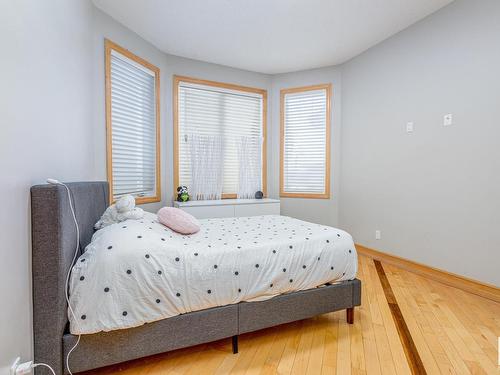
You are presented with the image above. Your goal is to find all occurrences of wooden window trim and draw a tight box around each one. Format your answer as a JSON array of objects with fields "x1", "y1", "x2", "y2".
[
  {"x1": 173, "y1": 75, "x2": 267, "y2": 200},
  {"x1": 280, "y1": 83, "x2": 331, "y2": 199},
  {"x1": 105, "y1": 39, "x2": 161, "y2": 205}
]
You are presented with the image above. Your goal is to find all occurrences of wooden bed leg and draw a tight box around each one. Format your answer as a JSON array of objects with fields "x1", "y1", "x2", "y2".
[
  {"x1": 232, "y1": 335, "x2": 239, "y2": 354},
  {"x1": 346, "y1": 307, "x2": 354, "y2": 324}
]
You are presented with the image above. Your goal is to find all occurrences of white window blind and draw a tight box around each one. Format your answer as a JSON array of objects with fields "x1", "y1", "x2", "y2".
[
  {"x1": 177, "y1": 80, "x2": 264, "y2": 196},
  {"x1": 282, "y1": 87, "x2": 329, "y2": 196},
  {"x1": 108, "y1": 48, "x2": 159, "y2": 201}
]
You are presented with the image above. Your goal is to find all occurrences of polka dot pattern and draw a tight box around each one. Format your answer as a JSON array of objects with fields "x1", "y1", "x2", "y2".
[{"x1": 68, "y1": 212, "x2": 357, "y2": 334}]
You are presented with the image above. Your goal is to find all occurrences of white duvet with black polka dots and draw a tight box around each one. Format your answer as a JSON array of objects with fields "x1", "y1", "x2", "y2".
[{"x1": 69, "y1": 213, "x2": 357, "y2": 334}]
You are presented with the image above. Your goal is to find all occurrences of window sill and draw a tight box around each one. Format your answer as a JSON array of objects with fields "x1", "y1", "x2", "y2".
[{"x1": 174, "y1": 198, "x2": 279, "y2": 208}]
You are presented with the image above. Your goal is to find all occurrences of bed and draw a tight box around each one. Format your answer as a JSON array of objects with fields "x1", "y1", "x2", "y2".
[{"x1": 31, "y1": 181, "x2": 361, "y2": 374}]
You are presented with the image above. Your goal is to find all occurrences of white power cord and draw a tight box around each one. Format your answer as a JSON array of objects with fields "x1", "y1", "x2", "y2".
[
  {"x1": 45, "y1": 179, "x2": 82, "y2": 375},
  {"x1": 14, "y1": 180, "x2": 81, "y2": 375}
]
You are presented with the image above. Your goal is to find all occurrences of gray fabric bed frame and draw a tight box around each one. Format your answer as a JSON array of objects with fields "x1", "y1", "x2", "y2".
[{"x1": 31, "y1": 182, "x2": 361, "y2": 375}]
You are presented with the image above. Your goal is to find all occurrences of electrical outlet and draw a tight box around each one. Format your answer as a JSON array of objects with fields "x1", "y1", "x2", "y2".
[
  {"x1": 10, "y1": 359, "x2": 33, "y2": 375},
  {"x1": 375, "y1": 230, "x2": 381, "y2": 240},
  {"x1": 15, "y1": 361, "x2": 33, "y2": 375},
  {"x1": 10, "y1": 357, "x2": 20, "y2": 375}
]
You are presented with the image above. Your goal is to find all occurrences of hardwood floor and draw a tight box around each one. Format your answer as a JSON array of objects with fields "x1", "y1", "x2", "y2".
[{"x1": 82, "y1": 255, "x2": 500, "y2": 375}]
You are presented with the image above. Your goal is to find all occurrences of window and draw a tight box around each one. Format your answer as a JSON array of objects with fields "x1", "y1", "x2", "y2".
[
  {"x1": 174, "y1": 76, "x2": 267, "y2": 200},
  {"x1": 280, "y1": 84, "x2": 331, "y2": 198},
  {"x1": 105, "y1": 40, "x2": 161, "y2": 204}
]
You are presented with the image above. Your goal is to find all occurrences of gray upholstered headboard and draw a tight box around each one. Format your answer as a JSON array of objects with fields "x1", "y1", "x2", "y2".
[{"x1": 31, "y1": 182, "x2": 108, "y2": 374}]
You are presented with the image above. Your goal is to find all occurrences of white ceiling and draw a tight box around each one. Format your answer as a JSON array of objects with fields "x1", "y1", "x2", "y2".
[{"x1": 93, "y1": 0, "x2": 454, "y2": 74}]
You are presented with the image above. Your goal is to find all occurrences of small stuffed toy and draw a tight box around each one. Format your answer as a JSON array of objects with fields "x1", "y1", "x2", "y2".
[
  {"x1": 95, "y1": 195, "x2": 145, "y2": 230},
  {"x1": 176, "y1": 185, "x2": 190, "y2": 202}
]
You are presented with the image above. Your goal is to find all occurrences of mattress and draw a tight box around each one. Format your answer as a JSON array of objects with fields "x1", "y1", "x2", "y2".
[{"x1": 68, "y1": 213, "x2": 358, "y2": 334}]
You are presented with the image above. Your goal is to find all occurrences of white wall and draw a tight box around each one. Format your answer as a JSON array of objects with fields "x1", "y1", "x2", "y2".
[
  {"x1": 269, "y1": 67, "x2": 342, "y2": 227},
  {"x1": 0, "y1": 0, "x2": 95, "y2": 372},
  {"x1": 340, "y1": 0, "x2": 500, "y2": 286}
]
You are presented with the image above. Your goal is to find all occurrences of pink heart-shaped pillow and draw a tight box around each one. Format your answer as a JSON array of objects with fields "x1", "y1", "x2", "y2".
[{"x1": 157, "y1": 207, "x2": 200, "y2": 235}]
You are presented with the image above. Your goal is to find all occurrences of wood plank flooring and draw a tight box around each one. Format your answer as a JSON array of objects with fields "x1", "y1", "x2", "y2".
[
  {"x1": 82, "y1": 255, "x2": 500, "y2": 375},
  {"x1": 373, "y1": 260, "x2": 426, "y2": 374}
]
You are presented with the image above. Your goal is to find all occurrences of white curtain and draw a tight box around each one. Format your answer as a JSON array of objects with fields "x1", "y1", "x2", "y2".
[
  {"x1": 236, "y1": 136, "x2": 263, "y2": 199},
  {"x1": 188, "y1": 134, "x2": 224, "y2": 200}
]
